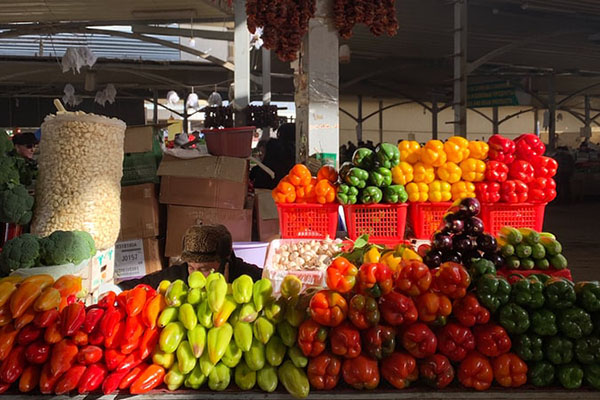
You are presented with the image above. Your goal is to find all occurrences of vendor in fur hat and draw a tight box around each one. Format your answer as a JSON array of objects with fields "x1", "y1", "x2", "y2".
[{"x1": 119, "y1": 225, "x2": 262, "y2": 290}]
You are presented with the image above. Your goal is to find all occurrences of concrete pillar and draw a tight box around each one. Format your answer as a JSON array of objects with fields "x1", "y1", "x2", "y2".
[
  {"x1": 356, "y1": 95, "x2": 363, "y2": 143},
  {"x1": 261, "y1": 48, "x2": 272, "y2": 140},
  {"x1": 432, "y1": 96, "x2": 439, "y2": 139},
  {"x1": 492, "y1": 106, "x2": 499, "y2": 134},
  {"x1": 152, "y1": 89, "x2": 158, "y2": 124},
  {"x1": 585, "y1": 95, "x2": 591, "y2": 128},
  {"x1": 548, "y1": 74, "x2": 557, "y2": 150},
  {"x1": 234, "y1": 0, "x2": 250, "y2": 127},
  {"x1": 378, "y1": 100, "x2": 384, "y2": 144},
  {"x1": 294, "y1": 0, "x2": 339, "y2": 166},
  {"x1": 534, "y1": 108, "x2": 539, "y2": 135},
  {"x1": 453, "y1": 0, "x2": 468, "y2": 137}
]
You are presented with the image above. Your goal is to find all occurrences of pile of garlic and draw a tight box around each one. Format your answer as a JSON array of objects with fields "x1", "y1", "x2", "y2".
[{"x1": 271, "y1": 237, "x2": 342, "y2": 271}]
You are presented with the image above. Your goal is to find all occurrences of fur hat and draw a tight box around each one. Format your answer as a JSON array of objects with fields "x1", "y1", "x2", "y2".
[{"x1": 181, "y1": 225, "x2": 232, "y2": 264}]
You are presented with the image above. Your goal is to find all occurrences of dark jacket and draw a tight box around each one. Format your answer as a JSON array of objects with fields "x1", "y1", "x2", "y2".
[{"x1": 118, "y1": 252, "x2": 262, "y2": 290}]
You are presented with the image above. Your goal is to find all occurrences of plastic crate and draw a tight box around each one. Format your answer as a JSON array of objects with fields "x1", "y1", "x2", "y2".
[
  {"x1": 408, "y1": 202, "x2": 452, "y2": 239},
  {"x1": 202, "y1": 126, "x2": 255, "y2": 158},
  {"x1": 480, "y1": 202, "x2": 546, "y2": 236},
  {"x1": 277, "y1": 203, "x2": 339, "y2": 239},
  {"x1": 343, "y1": 203, "x2": 408, "y2": 244}
]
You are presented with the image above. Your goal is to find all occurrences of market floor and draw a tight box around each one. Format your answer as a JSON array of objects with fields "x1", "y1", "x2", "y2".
[{"x1": 544, "y1": 200, "x2": 600, "y2": 281}]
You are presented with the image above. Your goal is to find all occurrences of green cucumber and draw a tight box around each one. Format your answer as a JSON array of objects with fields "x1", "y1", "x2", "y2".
[
  {"x1": 531, "y1": 243, "x2": 546, "y2": 260},
  {"x1": 515, "y1": 244, "x2": 532, "y2": 258},
  {"x1": 505, "y1": 256, "x2": 520, "y2": 269},
  {"x1": 501, "y1": 244, "x2": 515, "y2": 257},
  {"x1": 518, "y1": 228, "x2": 540, "y2": 246},
  {"x1": 520, "y1": 258, "x2": 535, "y2": 270},
  {"x1": 535, "y1": 258, "x2": 550, "y2": 270},
  {"x1": 549, "y1": 254, "x2": 568, "y2": 270},
  {"x1": 499, "y1": 226, "x2": 523, "y2": 246},
  {"x1": 540, "y1": 237, "x2": 562, "y2": 257}
]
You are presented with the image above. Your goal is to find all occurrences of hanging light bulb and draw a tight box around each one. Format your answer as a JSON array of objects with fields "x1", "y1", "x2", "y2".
[
  {"x1": 167, "y1": 90, "x2": 180, "y2": 106},
  {"x1": 189, "y1": 16, "x2": 196, "y2": 47},
  {"x1": 187, "y1": 88, "x2": 199, "y2": 110},
  {"x1": 189, "y1": 37, "x2": 196, "y2": 47},
  {"x1": 208, "y1": 85, "x2": 222, "y2": 106}
]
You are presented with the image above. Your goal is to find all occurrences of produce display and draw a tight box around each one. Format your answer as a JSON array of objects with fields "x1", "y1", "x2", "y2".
[
  {"x1": 270, "y1": 239, "x2": 341, "y2": 272},
  {"x1": 333, "y1": 0, "x2": 399, "y2": 39},
  {"x1": 272, "y1": 164, "x2": 338, "y2": 204},
  {"x1": 497, "y1": 227, "x2": 567, "y2": 272},
  {"x1": 32, "y1": 112, "x2": 126, "y2": 250}
]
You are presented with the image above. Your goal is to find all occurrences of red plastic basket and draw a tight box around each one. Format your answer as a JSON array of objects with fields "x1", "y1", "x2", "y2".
[
  {"x1": 202, "y1": 126, "x2": 255, "y2": 158},
  {"x1": 480, "y1": 202, "x2": 546, "y2": 236},
  {"x1": 343, "y1": 203, "x2": 408, "y2": 244},
  {"x1": 277, "y1": 203, "x2": 339, "y2": 239},
  {"x1": 408, "y1": 202, "x2": 452, "y2": 239}
]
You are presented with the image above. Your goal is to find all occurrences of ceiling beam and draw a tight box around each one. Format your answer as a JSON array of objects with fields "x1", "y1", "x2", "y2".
[{"x1": 131, "y1": 25, "x2": 233, "y2": 41}]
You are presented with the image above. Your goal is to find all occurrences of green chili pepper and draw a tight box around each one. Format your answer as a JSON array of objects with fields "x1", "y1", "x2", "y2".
[
  {"x1": 232, "y1": 275, "x2": 253, "y2": 304},
  {"x1": 184, "y1": 363, "x2": 207, "y2": 389},
  {"x1": 176, "y1": 340, "x2": 197, "y2": 374},
  {"x1": 165, "y1": 279, "x2": 188, "y2": 307},
  {"x1": 207, "y1": 273, "x2": 227, "y2": 313},
  {"x1": 257, "y1": 365, "x2": 278, "y2": 393},
  {"x1": 222, "y1": 341, "x2": 242, "y2": 369},
  {"x1": 288, "y1": 345, "x2": 308, "y2": 368},
  {"x1": 265, "y1": 336, "x2": 286, "y2": 367},
  {"x1": 253, "y1": 279, "x2": 273, "y2": 312},
  {"x1": 245, "y1": 338, "x2": 266, "y2": 371},
  {"x1": 264, "y1": 299, "x2": 286, "y2": 324},
  {"x1": 208, "y1": 362, "x2": 231, "y2": 391},
  {"x1": 159, "y1": 321, "x2": 186, "y2": 354},
  {"x1": 165, "y1": 364, "x2": 185, "y2": 391},
  {"x1": 278, "y1": 360, "x2": 310, "y2": 399},
  {"x1": 277, "y1": 321, "x2": 298, "y2": 348},
  {"x1": 207, "y1": 323, "x2": 233, "y2": 364},
  {"x1": 234, "y1": 321, "x2": 253, "y2": 352}
]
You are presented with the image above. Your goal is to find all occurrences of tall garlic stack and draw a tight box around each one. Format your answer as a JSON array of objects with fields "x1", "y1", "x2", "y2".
[{"x1": 32, "y1": 112, "x2": 126, "y2": 250}]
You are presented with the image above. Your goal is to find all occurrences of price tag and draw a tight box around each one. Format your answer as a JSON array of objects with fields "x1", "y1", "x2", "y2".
[{"x1": 115, "y1": 239, "x2": 146, "y2": 280}]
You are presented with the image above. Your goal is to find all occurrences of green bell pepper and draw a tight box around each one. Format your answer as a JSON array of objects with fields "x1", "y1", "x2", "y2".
[
  {"x1": 222, "y1": 341, "x2": 243, "y2": 368},
  {"x1": 165, "y1": 279, "x2": 188, "y2": 307},
  {"x1": 253, "y1": 279, "x2": 273, "y2": 312},
  {"x1": 176, "y1": 340, "x2": 197, "y2": 374},
  {"x1": 197, "y1": 299, "x2": 214, "y2": 329},
  {"x1": 278, "y1": 360, "x2": 310, "y2": 399},
  {"x1": 558, "y1": 363, "x2": 584, "y2": 389},
  {"x1": 528, "y1": 361, "x2": 555, "y2": 387},
  {"x1": 584, "y1": 363, "x2": 600, "y2": 389},
  {"x1": 469, "y1": 258, "x2": 497, "y2": 282},
  {"x1": 165, "y1": 364, "x2": 186, "y2": 391},
  {"x1": 200, "y1": 351, "x2": 215, "y2": 376},
  {"x1": 207, "y1": 273, "x2": 227, "y2": 313},
  {"x1": 234, "y1": 360, "x2": 256, "y2": 390},
  {"x1": 158, "y1": 307, "x2": 178, "y2": 328},
  {"x1": 476, "y1": 273, "x2": 511, "y2": 313},
  {"x1": 239, "y1": 303, "x2": 258, "y2": 323},
  {"x1": 288, "y1": 345, "x2": 308, "y2": 368},
  {"x1": 575, "y1": 336, "x2": 600, "y2": 364},
  {"x1": 544, "y1": 277, "x2": 576, "y2": 310},
  {"x1": 159, "y1": 321, "x2": 186, "y2": 354},
  {"x1": 546, "y1": 336, "x2": 574, "y2": 365},
  {"x1": 383, "y1": 185, "x2": 408, "y2": 204},
  {"x1": 352, "y1": 148, "x2": 375, "y2": 169},
  {"x1": 208, "y1": 362, "x2": 231, "y2": 391},
  {"x1": 178, "y1": 303, "x2": 198, "y2": 331},
  {"x1": 530, "y1": 308, "x2": 558, "y2": 336},
  {"x1": 359, "y1": 186, "x2": 383, "y2": 204},
  {"x1": 498, "y1": 303, "x2": 530, "y2": 334},
  {"x1": 188, "y1": 325, "x2": 207, "y2": 358},
  {"x1": 253, "y1": 317, "x2": 275, "y2": 344},
  {"x1": 257, "y1": 365, "x2": 278, "y2": 392},
  {"x1": 184, "y1": 363, "x2": 207, "y2": 389},
  {"x1": 337, "y1": 184, "x2": 359, "y2": 205},
  {"x1": 514, "y1": 333, "x2": 543, "y2": 362},
  {"x1": 285, "y1": 294, "x2": 309, "y2": 327},
  {"x1": 266, "y1": 336, "x2": 286, "y2": 367},
  {"x1": 234, "y1": 321, "x2": 253, "y2": 352},
  {"x1": 232, "y1": 275, "x2": 253, "y2": 304},
  {"x1": 558, "y1": 307, "x2": 593, "y2": 339},
  {"x1": 575, "y1": 281, "x2": 600, "y2": 313},
  {"x1": 277, "y1": 321, "x2": 298, "y2": 348},
  {"x1": 187, "y1": 288, "x2": 202, "y2": 305},
  {"x1": 344, "y1": 167, "x2": 369, "y2": 189},
  {"x1": 264, "y1": 299, "x2": 286, "y2": 324},
  {"x1": 207, "y1": 323, "x2": 233, "y2": 364},
  {"x1": 188, "y1": 270, "x2": 207, "y2": 290},
  {"x1": 369, "y1": 167, "x2": 392, "y2": 187},
  {"x1": 375, "y1": 143, "x2": 400, "y2": 169},
  {"x1": 245, "y1": 338, "x2": 266, "y2": 371},
  {"x1": 152, "y1": 349, "x2": 175, "y2": 369},
  {"x1": 510, "y1": 275, "x2": 545, "y2": 309}
]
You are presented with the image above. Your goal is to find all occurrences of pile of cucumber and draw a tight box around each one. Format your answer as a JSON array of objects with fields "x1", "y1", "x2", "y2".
[{"x1": 498, "y1": 226, "x2": 567, "y2": 270}]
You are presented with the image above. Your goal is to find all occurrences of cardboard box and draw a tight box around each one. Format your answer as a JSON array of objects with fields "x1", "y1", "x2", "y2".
[
  {"x1": 119, "y1": 183, "x2": 160, "y2": 240},
  {"x1": 165, "y1": 205, "x2": 253, "y2": 257},
  {"x1": 90, "y1": 247, "x2": 115, "y2": 291},
  {"x1": 124, "y1": 124, "x2": 162, "y2": 153},
  {"x1": 158, "y1": 155, "x2": 248, "y2": 210},
  {"x1": 114, "y1": 238, "x2": 163, "y2": 282},
  {"x1": 255, "y1": 189, "x2": 280, "y2": 241}
]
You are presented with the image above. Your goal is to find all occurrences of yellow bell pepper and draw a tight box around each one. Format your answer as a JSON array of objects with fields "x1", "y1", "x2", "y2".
[
  {"x1": 395, "y1": 245, "x2": 423, "y2": 262},
  {"x1": 451, "y1": 181, "x2": 476, "y2": 201},
  {"x1": 428, "y1": 180, "x2": 452, "y2": 202},
  {"x1": 363, "y1": 247, "x2": 381, "y2": 264},
  {"x1": 406, "y1": 182, "x2": 429, "y2": 202},
  {"x1": 459, "y1": 158, "x2": 486, "y2": 182},
  {"x1": 420, "y1": 140, "x2": 447, "y2": 167},
  {"x1": 444, "y1": 136, "x2": 470, "y2": 163},
  {"x1": 380, "y1": 251, "x2": 402, "y2": 273},
  {"x1": 398, "y1": 140, "x2": 421, "y2": 164},
  {"x1": 391, "y1": 162, "x2": 414, "y2": 185},
  {"x1": 468, "y1": 140, "x2": 489, "y2": 160},
  {"x1": 412, "y1": 162, "x2": 435, "y2": 184},
  {"x1": 436, "y1": 162, "x2": 462, "y2": 183}
]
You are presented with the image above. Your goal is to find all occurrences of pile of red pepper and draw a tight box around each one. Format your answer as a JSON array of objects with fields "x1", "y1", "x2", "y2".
[{"x1": 476, "y1": 134, "x2": 557, "y2": 204}]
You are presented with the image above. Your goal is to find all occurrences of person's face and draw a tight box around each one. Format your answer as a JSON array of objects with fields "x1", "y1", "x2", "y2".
[
  {"x1": 188, "y1": 261, "x2": 223, "y2": 277},
  {"x1": 15, "y1": 144, "x2": 35, "y2": 159}
]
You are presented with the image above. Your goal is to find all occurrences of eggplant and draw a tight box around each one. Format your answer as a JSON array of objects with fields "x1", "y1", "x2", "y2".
[
  {"x1": 459, "y1": 197, "x2": 481, "y2": 217},
  {"x1": 465, "y1": 217, "x2": 484, "y2": 236},
  {"x1": 424, "y1": 249, "x2": 443, "y2": 269},
  {"x1": 477, "y1": 234, "x2": 497, "y2": 253},
  {"x1": 453, "y1": 235, "x2": 476, "y2": 253},
  {"x1": 484, "y1": 252, "x2": 504, "y2": 268},
  {"x1": 432, "y1": 232, "x2": 453, "y2": 252},
  {"x1": 445, "y1": 217, "x2": 465, "y2": 234},
  {"x1": 442, "y1": 250, "x2": 462, "y2": 264},
  {"x1": 462, "y1": 250, "x2": 483, "y2": 266}
]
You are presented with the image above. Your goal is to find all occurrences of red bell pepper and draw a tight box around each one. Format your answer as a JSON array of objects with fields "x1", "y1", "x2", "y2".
[
  {"x1": 307, "y1": 352, "x2": 342, "y2": 390},
  {"x1": 529, "y1": 177, "x2": 556, "y2": 203},
  {"x1": 50, "y1": 339, "x2": 79, "y2": 377},
  {"x1": 102, "y1": 370, "x2": 128, "y2": 394},
  {"x1": 515, "y1": 133, "x2": 545, "y2": 162},
  {"x1": 298, "y1": 319, "x2": 328, "y2": 357},
  {"x1": 17, "y1": 324, "x2": 42, "y2": 346},
  {"x1": 119, "y1": 364, "x2": 147, "y2": 389},
  {"x1": 348, "y1": 294, "x2": 380, "y2": 330},
  {"x1": 34, "y1": 308, "x2": 60, "y2": 328},
  {"x1": 39, "y1": 362, "x2": 61, "y2": 394},
  {"x1": 419, "y1": 354, "x2": 455, "y2": 389},
  {"x1": 77, "y1": 345, "x2": 103, "y2": 365},
  {"x1": 458, "y1": 351, "x2": 493, "y2": 391},
  {"x1": 492, "y1": 353, "x2": 527, "y2": 388},
  {"x1": 25, "y1": 340, "x2": 50, "y2": 365},
  {"x1": 485, "y1": 160, "x2": 509, "y2": 182},
  {"x1": 54, "y1": 364, "x2": 87, "y2": 395},
  {"x1": 0, "y1": 345, "x2": 25, "y2": 383},
  {"x1": 362, "y1": 325, "x2": 397, "y2": 360},
  {"x1": 452, "y1": 294, "x2": 490, "y2": 327},
  {"x1": 342, "y1": 354, "x2": 380, "y2": 389},
  {"x1": 500, "y1": 180, "x2": 528, "y2": 203},
  {"x1": 488, "y1": 135, "x2": 516, "y2": 164},
  {"x1": 309, "y1": 290, "x2": 348, "y2": 327},
  {"x1": 508, "y1": 160, "x2": 535, "y2": 183},
  {"x1": 395, "y1": 260, "x2": 432, "y2": 296},
  {"x1": 83, "y1": 307, "x2": 104, "y2": 334},
  {"x1": 0, "y1": 383, "x2": 9, "y2": 394},
  {"x1": 78, "y1": 363, "x2": 107, "y2": 394},
  {"x1": 330, "y1": 321, "x2": 361, "y2": 359},
  {"x1": 437, "y1": 322, "x2": 476, "y2": 362},
  {"x1": 126, "y1": 287, "x2": 147, "y2": 317},
  {"x1": 531, "y1": 155, "x2": 558, "y2": 178},
  {"x1": 475, "y1": 182, "x2": 501, "y2": 203},
  {"x1": 378, "y1": 291, "x2": 418, "y2": 326},
  {"x1": 129, "y1": 364, "x2": 165, "y2": 394},
  {"x1": 326, "y1": 257, "x2": 358, "y2": 294},
  {"x1": 61, "y1": 302, "x2": 86, "y2": 337},
  {"x1": 381, "y1": 352, "x2": 418, "y2": 389},
  {"x1": 473, "y1": 324, "x2": 511, "y2": 357},
  {"x1": 401, "y1": 322, "x2": 437, "y2": 359},
  {"x1": 121, "y1": 315, "x2": 144, "y2": 354},
  {"x1": 357, "y1": 263, "x2": 393, "y2": 298},
  {"x1": 432, "y1": 262, "x2": 471, "y2": 299},
  {"x1": 416, "y1": 292, "x2": 452, "y2": 325}
]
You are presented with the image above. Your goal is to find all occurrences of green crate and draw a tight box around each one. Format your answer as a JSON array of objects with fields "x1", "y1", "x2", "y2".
[{"x1": 122, "y1": 152, "x2": 159, "y2": 186}]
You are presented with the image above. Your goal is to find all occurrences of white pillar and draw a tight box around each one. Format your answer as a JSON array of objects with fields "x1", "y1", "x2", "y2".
[{"x1": 234, "y1": 0, "x2": 250, "y2": 126}]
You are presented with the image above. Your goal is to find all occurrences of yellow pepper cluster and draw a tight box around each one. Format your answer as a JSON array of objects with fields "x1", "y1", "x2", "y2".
[{"x1": 396, "y1": 137, "x2": 488, "y2": 202}]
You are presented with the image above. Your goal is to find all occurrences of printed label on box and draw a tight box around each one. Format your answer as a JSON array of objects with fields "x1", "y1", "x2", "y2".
[{"x1": 115, "y1": 239, "x2": 146, "y2": 280}]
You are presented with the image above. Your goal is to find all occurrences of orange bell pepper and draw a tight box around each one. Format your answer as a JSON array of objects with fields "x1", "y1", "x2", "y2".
[
  {"x1": 10, "y1": 281, "x2": 41, "y2": 319},
  {"x1": 391, "y1": 162, "x2": 414, "y2": 185},
  {"x1": 444, "y1": 136, "x2": 470, "y2": 163},
  {"x1": 357, "y1": 263, "x2": 394, "y2": 298},
  {"x1": 398, "y1": 140, "x2": 421, "y2": 164},
  {"x1": 309, "y1": 290, "x2": 348, "y2": 327},
  {"x1": 468, "y1": 140, "x2": 489, "y2": 160},
  {"x1": 326, "y1": 257, "x2": 358, "y2": 294},
  {"x1": 295, "y1": 178, "x2": 317, "y2": 203},
  {"x1": 416, "y1": 292, "x2": 452, "y2": 325},
  {"x1": 436, "y1": 162, "x2": 462, "y2": 183},
  {"x1": 272, "y1": 181, "x2": 296, "y2": 203},
  {"x1": 317, "y1": 165, "x2": 338, "y2": 183},
  {"x1": 492, "y1": 352, "x2": 528, "y2": 388},
  {"x1": 395, "y1": 260, "x2": 432, "y2": 297},
  {"x1": 458, "y1": 351, "x2": 493, "y2": 391},
  {"x1": 315, "y1": 179, "x2": 336, "y2": 204},
  {"x1": 459, "y1": 158, "x2": 486, "y2": 182},
  {"x1": 421, "y1": 140, "x2": 447, "y2": 167},
  {"x1": 412, "y1": 162, "x2": 435, "y2": 183},
  {"x1": 288, "y1": 164, "x2": 312, "y2": 186}
]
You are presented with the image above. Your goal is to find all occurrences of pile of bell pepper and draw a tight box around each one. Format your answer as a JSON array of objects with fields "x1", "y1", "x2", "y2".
[{"x1": 272, "y1": 164, "x2": 338, "y2": 205}]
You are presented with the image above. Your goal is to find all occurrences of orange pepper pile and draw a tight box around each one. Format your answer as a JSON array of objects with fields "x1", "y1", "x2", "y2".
[{"x1": 272, "y1": 164, "x2": 338, "y2": 204}]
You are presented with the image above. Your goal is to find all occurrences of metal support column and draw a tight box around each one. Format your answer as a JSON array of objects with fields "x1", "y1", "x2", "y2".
[
  {"x1": 261, "y1": 48, "x2": 272, "y2": 140},
  {"x1": 432, "y1": 96, "x2": 439, "y2": 139},
  {"x1": 534, "y1": 108, "x2": 539, "y2": 135},
  {"x1": 548, "y1": 74, "x2": 557, "y2": 150},
  {"x1": 183, "y1": 100, "x2": 188, "y2": 134},
  {"x1": 378, "y1": 100, "x2": 384, "y2": 144},
  {"x1": 453, "y1": 0, "x2": 468, "y2": 136},
  {"x1": 294, "y1": 0, "x2": 339, "y2": 166},
  {"x1": 585, "y1": 95, "x2": 591, "y2": 127},
  {"x1": 492, "y1": 106, "x2": 499, "y2": 133},
  {"x1": 152, "y1": 89, "x2": 158, "y2": 124},
  {"x1": 234, "y1": 0, "x2": 250, "y2": 127},
  {"x1": 356, "y1": 95, "x2": 363, "y2": 142}
]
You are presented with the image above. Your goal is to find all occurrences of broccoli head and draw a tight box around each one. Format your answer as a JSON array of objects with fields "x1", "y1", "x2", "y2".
[
  {"x1": 72, "y1": 231, "x2": 96, "y2": 257},
  {"x1": 0, "y1": 130, "x2": 13, "y2": 155},
  {"x1": 40, "y1": 230, "x2": 95, "y2": 266},
  {"x1": 0, "y1": 233, "x2": 41, "y2": 275},
  {"x1": 14, "y1": 157, "x2": 37, "y2": 186},
  {"x1": 0, "y1": 184, "x2": 34, "y2": 225},
  {"x1": 0, "y1": 156, "x2": 20, "y2": 188}
]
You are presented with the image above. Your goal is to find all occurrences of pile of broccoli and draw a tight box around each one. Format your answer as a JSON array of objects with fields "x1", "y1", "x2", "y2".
[{"x1": 0, "y1": 230, "x2": 96, "y2": 276}]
